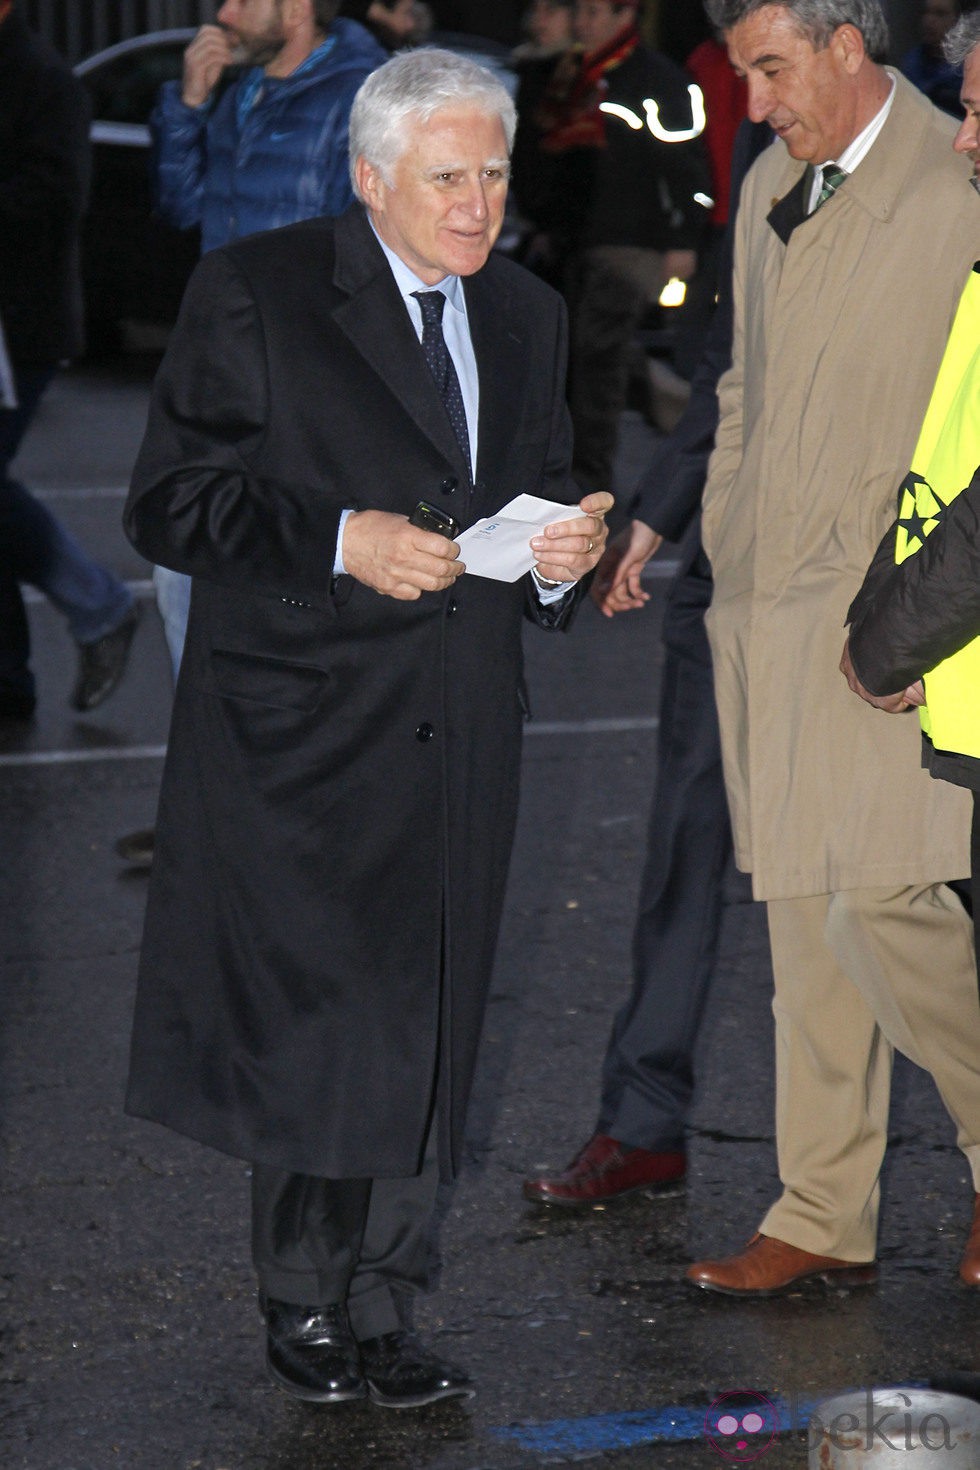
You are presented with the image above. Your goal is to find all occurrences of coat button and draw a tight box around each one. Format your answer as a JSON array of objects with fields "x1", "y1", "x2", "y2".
[
  {"x1": 440, "y1": 476, "x2": 458, "y2": 494},
  {"x1": 416, "y1": 722, "x2": 434, "y2": 742},
  {"x1": 447, "y1": 597, "x2": 457, "y2": 616}
]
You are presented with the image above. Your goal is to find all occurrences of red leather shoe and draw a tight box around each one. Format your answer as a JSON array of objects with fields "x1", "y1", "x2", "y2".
[
  {"x1": 960, "y1": 1194, "x2": 980, "y2": 1286},
  {"x1": 522, "y1": 1133, "x2": 686, "y2": 1206},
  {"x1": 685, "y1": 1233, "x2": 877, "y2": 1297}
]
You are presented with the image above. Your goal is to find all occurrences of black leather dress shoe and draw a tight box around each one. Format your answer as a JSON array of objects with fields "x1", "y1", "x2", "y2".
[
  {"x1": 70, "y1": 603, "x2": 139, "y2": 712},
  {"x1": 115, "y1": 826, "x2": 155, "y2": 869},
  {"x1": 358, "y1": 1331, "x2": 474, "y2": 1409},
  {"x1": 264, "y1": 1297, "x2": 366, "y2": 1403}
]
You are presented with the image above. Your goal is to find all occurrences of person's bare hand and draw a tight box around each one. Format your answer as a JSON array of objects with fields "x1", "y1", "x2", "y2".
[
  {"x1": 530, "y1": 492, "x2": 613, "y2": 584},
  {"x1": 342, "y1": 509, "x2": 463, "y2": 600},
  {"x1": 368, "y1": 0, "x2": 418, "y2": 41},
  {"x1": 839, "y1": 638, "x2": 921, "y2": 712},
  {"x1": 591, "y1": 519, "x2": 662, "y2": 616},
  {"x1": 182, "y1": 25, "x2": 235, "y2": 109}
]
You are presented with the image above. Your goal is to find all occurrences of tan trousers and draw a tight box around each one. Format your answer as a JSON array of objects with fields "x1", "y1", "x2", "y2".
[{"x1": 761, "y1": 884, "x2": 980, "y2": 1261}]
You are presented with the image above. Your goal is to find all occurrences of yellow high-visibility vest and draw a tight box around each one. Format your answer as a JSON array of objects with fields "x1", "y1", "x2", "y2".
[{"x1": 894, "y1": 267, "x2": 980, "y2": 757}]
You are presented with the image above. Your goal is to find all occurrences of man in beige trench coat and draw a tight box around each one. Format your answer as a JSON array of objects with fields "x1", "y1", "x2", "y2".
[{"x1": 687, "y1": 0, "x2": 980, "y2": 1295}]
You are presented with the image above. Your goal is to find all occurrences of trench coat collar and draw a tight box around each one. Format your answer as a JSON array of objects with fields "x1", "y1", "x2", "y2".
[
  {"x1": 767, "y1": 70, "x2": 939, "y2": 245},
  {"x1": 331, "y1": 206, "x2": 526, "y2": 512}
]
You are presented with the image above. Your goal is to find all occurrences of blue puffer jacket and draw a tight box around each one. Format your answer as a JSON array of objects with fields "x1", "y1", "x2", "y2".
[{"x1": 151, "y1": 19, "x2": 385, "y2": 253}]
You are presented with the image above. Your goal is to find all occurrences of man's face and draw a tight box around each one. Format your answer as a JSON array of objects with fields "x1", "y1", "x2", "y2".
[
  {"x1": 215, "y1": 0, "x2": 287, "y2": 66},
  {"x1": 530, "y1": 1, "x2": 573, "y2": 51},
  {"x1": 357, "y1": 107, "x2": 510, "y2": 284},
  {"x1": 921, "y1": 0, "x2": 958, "y2": 52},
  {"x1": 380, "y1": 0, "x2": 419, "y2": 42},
  {"x1": 953, "y1": 46, "x2": 980, "y2": 188},
  {"x1": 573, "y1": 1, "x2": 633, "y2": 56},
  {"x1": 726, "y1": 4, "x2": 859, "y2": 164}
]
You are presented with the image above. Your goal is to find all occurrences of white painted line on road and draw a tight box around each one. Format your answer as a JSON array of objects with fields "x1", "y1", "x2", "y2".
[
  {"x1": 526, "y1": 717, "x2": 658, "y2": 736},
  {"x1": 32, "y1": 485, "x2": 129, "y2": 500},
  {"x1": 23, "y1": 579, "x2": 156, "y2": 604},
  {"x1": 0, "y1": 743, "x2": 167, "y2": 768},
  {"x1": 0, "y1": 718, "x2": 657, "y2": 769}
]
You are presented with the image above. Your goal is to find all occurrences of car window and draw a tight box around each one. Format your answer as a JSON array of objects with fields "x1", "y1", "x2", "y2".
[{"x1": 81, "y1": 44, "x2": 187, "y2": 124}]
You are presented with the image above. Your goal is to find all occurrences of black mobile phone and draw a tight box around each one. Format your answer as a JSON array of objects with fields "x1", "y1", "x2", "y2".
[{"x1": 409, "y1": 501, "x2": 459, "y2": 539}]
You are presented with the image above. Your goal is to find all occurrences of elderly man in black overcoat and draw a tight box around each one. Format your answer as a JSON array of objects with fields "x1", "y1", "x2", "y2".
[{"x1": 123, "y1": 47, "x2": 610, "y2": 1409}]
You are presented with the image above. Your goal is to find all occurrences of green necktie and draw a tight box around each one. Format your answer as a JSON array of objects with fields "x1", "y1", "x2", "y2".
[{"x1": 812, "y1": 162, "x2": 848, "y2": 212}]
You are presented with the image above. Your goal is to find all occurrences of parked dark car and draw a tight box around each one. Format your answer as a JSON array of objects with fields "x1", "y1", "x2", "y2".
[
  {"x1": 75, "y1": 30, "x2": 200, "y2": 352},
  {"x1": 74, "y1": 28, "x2": 520, "y2": 354}
]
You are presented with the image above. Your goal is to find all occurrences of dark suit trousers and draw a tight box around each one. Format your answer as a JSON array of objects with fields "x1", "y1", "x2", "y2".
[
  {"x1": 596, "y1": 546, "x2": 732, "y2": 1150},
  {"x1": 251, "y1": 1129, "x2": 441, "y2": 1341}
]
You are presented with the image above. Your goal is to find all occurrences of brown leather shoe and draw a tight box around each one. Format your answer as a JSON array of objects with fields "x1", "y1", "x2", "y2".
[
  {"x1": 522, "y1": 1133, "x2": 686, "y2": 1206},
  {"x1": 685, "y1": 1233, "x2": 877, "y2": 1297},
  {"x1": 959, "y1": 1194, "x2": 980, "y2": 1286}
]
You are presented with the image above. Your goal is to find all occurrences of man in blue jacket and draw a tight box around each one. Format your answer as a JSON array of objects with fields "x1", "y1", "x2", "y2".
[{"x1": 153, "y1": 0, "x2": 385, "y2": 255}]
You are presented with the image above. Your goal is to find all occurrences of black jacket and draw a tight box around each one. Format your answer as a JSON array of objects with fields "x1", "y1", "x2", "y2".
[
  {"x1": 515, "y1": 42, "x2": 712, "y2": 255},
  {"x1": 579, "y1": 43, "x2": 711, "y2": 252},
  {"x1": 0, "y1": 11, "x2": 91, "y2": 365},
  {"x1": 124, "y1": 208, "x2": 583, "y2": 1180},
  {"x1": 848, "y1": 458, "x2": 980, "y2": 790}
]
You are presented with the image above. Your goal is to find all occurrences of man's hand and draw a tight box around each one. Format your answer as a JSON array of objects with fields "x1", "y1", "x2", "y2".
[
  {"x1": 591, "y1": 518, "x2": 662, "y2": 617},
  {"x1": 182, "y1": 25, "x2": 236, "y2": 109},
  {"x1": 368, "y1": 0, "x2": 418, "y2": 41},
  {"x1": 530, "y1": 491, "x2": 613, "y2": 584},
  {"x1": 342, "y1": 509, "x2": 464, "y2": 600},
  {"x1": 839, "y1": 638, "x2": 924, "y2": 712}
]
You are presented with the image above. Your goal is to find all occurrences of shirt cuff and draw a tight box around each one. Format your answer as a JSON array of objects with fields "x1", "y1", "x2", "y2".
[
  {"x1": 531, "y1": 567, "x2": 574, "y2": 605},
  {"x1": 334, "y1": 507, "x2": 353, "y2": 577}
]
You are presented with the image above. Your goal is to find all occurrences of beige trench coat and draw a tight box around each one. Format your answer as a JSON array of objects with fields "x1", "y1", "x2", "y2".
[{"x1": 703, "y1": 74, "x2": 979, "y2": 901}]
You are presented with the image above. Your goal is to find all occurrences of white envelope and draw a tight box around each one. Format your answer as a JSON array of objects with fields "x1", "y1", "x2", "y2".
[{"x1": 456, "y1": 494, "x2": 586, "y2": 582}]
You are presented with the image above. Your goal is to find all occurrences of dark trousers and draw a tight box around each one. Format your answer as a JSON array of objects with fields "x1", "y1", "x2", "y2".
[
  {"x1": 596, "y1": 547, "x2": 733, "y2": 1150},
  {"x1": 251, "y1": 1129, "x2": 442, "y2": 1342},
  {"x1": 568, "y1": 245, "x2": 665, "y2": 496}
]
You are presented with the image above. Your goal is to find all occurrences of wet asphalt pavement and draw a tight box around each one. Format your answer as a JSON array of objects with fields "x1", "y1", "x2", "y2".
[{"x1": 1, "y1": 359, "x2": 978, "y2": 1470}]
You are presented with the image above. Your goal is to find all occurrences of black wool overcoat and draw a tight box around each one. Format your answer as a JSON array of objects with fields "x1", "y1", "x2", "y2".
[{"x1": 124, "y1": 206, "x2": 582, "y2": 1180}]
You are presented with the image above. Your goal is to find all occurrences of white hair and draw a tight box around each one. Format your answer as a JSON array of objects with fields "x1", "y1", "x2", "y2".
[
  {"x1": 349, "y1": 48, "x2": 516, "y2": 197},
  {"x1": 944, "y1": 11, "x2": 980, "y2": 66}
]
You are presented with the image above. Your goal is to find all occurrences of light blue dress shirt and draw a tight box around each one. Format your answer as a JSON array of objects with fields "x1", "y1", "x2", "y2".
[{"x1": 335, "y1": 225, "x2": 574, "y2": 602}]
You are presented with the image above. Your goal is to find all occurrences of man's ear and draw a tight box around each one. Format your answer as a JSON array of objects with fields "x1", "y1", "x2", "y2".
[
  {"x1": 355, "y1": 155, "x2": 385, "y2": 213},
  {"x1": 831, "y1": 22, "x2": 867, "y2": 75}
]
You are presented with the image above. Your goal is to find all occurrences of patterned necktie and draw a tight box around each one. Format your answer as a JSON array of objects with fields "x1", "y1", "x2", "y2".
[
  {"x1": 411, "y1": 289, "x2": 472, "y2": 480},
  {"x1": 813, "y1": 161, "x2": 848, "y2": 212}
]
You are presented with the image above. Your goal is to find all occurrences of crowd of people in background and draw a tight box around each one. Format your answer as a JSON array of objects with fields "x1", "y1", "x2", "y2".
[{"x1": 3, "y1": 0, "x2": 980, "y2": 1417}]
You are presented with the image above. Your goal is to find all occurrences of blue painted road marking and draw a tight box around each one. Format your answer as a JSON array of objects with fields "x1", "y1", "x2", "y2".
[{"x1": 490, "y1": 1395, "x2": 821, "y2": 1455}]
